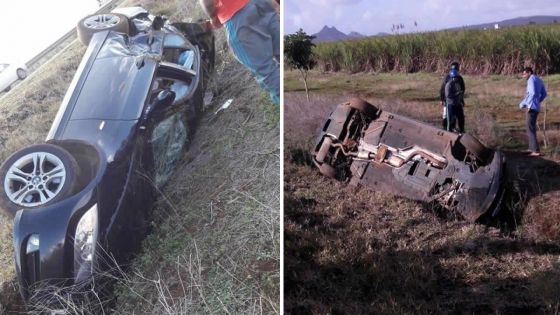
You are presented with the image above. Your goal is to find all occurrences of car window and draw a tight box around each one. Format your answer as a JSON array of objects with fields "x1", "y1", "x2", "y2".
[
  {"x1": 150, "y1": 113, "x2": 186, "y2": 187},
  {"x1": 162, "y1": 33, "x2": 197, "y2": 70},
  {"x1": 150, "y1": 77, "x2": 190, "y2": 107}
]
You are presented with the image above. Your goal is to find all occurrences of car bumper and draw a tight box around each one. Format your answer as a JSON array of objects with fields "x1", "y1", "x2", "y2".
[{"x1": 13, "y1": 185, "x2": 99, "y2": 300}]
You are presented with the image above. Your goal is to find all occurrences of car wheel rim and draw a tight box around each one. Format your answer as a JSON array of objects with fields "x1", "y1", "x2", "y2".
[
  {"x1": 83, "y1": 14, "x2": 121, "y2": 30},
  {"x1": 4, "y1": 152, "x2": 66, "y2": 207},
  {"x1": 17, "y1": 69, "x2": 26, "y2": 79}
]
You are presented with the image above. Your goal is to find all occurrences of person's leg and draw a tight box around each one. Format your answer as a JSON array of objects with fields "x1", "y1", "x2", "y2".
[
  {"x1": 252, "y1": 0, "x2": 280, "y2": 61},
  {"x1": 447, "y1": 104, "x2": 457, "y2": 132},
  {"x1": 526, "y1": 110, "x2": 539, "y2": 152},
  {"x1": 457, "y1": 105, "x2": 465, "y2": 133},
  {"x1": 224, "y1": 1, "x2": 280, "y2": 105}
]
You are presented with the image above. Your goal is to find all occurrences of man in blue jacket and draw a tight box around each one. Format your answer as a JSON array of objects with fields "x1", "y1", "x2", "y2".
[
  {"x1": 519, "y1": 67, "x2": 547, "y2": 157},
  {"x1": 440, "y1": 61, "x2": 465, "y2": 131}
]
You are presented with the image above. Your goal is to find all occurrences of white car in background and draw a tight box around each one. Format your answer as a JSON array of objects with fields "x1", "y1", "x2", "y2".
[{"x1": 0, "y1": 63, "x2": 28, "y2": 93}]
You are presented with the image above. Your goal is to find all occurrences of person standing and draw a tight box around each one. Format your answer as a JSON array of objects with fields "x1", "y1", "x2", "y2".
[
  {"x1": 519, "y1": 66, "x2": 547, "y2": 156},
  {"x1": 199, "y1": 0, "x2": 280, "y2": 105},
  {"x1": 442, "y1": 68, "x2": 465, "y2": 133},
  {"x1": 439, "y1": 61, "x2": 465, "y2": 131}
]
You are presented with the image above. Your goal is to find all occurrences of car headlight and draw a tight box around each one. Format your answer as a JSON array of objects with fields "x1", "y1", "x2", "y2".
[{"x1": 74, "y1": 204, "x2": 98, "y2": 280}]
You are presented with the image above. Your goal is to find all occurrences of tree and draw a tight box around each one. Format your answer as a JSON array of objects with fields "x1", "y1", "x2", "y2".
[{"x1": 284, "y1": 29, "x2": 316, "y2": 101}]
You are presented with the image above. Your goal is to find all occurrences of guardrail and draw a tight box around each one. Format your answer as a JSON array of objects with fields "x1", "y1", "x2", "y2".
[{"x1": 25, "y1": 0, "x2": 122, "y2": 72}]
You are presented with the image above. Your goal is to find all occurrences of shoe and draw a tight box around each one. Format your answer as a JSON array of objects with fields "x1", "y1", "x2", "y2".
[{"x1": 528, "y1": 151, "x2": 544, "y2": 157}]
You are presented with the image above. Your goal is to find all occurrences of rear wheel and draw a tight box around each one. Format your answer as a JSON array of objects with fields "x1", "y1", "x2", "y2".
[
  {"x1": 348, "y1": 97, "x2": 378, "y2": 118},
  {"x1": 315, "y1": 137, "x2": 333, "y2": 164},
  {"x1": 318, "y1": 163, "x2": 337, "y2": 179},
  {"x1": 0, "y1": 144, "x2": 80, "y2": 217},
  {"x1": 77, "y1": 13, "x2": 129, "y2": 46}
]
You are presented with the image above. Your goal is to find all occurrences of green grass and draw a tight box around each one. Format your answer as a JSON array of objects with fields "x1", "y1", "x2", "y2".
[{"x1": 285, "y1": 70, "x2": 560, "y2": 152}]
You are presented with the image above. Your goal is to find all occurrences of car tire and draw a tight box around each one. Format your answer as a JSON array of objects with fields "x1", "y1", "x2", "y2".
[
  {"x1": 315, "y1": 137, "x2": 333, "y2": 164},
  {"x1": 318, "y1": 163, "x2": 337, "y2": 179},
  {"x1": 16, "y1": 68, "x2": 27, "y2": 80},
  {"x1": 77, "y1": 13, "x2": 129, "y2": 46},
  {"x1": 0, "y1": 144, "x2": 80, "y2": 217},
  {"x1": 347, "y1": 97, "x2": 378, "y2": 118},
  {"x1": 459, "y1": 134, "x2": 490, "y2": 163}
]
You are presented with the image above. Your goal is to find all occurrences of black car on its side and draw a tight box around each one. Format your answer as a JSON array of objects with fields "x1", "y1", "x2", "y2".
[
  {"x1": 312, "y1": 98, "x2": 506, "y2": 222},
  {"x1": 0, "y1": 7, "x2": 214, "y2": 303}
]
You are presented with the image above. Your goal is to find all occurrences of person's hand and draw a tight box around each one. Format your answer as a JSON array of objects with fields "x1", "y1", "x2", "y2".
[
  {"x1": 210, "y1": 16, "x2": 222, "y2": 29},
  {"x1": 201, "y1": 18, "x2": 222, "y2": 30}
]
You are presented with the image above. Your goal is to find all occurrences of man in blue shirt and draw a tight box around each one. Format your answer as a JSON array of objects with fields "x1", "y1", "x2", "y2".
[{"x1": 519, "y1": 67, "x2": 547, "y2": 156}]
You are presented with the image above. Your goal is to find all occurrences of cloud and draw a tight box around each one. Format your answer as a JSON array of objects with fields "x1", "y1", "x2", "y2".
[
  {"x1": 334, "y1": 7, "x2": 344, "y2": 21},
  {"x1": 291, "y1": 14, "x2": 303, "y2": 29}
]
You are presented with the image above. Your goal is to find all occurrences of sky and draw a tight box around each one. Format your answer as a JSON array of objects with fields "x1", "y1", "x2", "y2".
[
  {"x1": 284, "y1": 0, "x2": 560, "y2": 35},
  {"x1": 0, "y1": 0, "x2": 101, "y2": 63}
]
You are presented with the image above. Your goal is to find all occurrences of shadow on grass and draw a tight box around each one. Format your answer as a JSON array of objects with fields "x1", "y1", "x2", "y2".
[
  {"x1": 285, "y1": 194, "x2": 560, "y2": 314},
  {"x1": 483, "y1": 151, "x2": 560, "y2": 234},
  {"x1": 284, "y1": 149, "x2": 560, "y2": 314}
]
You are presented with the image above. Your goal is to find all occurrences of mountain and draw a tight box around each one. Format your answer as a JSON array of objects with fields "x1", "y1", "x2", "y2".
[
  {"x1": 348, "y1": 31, "x2": 366, "y2": 39},
  {"x1": 311, "y1": 15, "x2": 560, "y2": 44},
  {"x1": 449, "y1": 15, "x2": 560, "y2": 30},
  {"x1": 313, "y1": 26, "x2": 364, "y2": 43}
]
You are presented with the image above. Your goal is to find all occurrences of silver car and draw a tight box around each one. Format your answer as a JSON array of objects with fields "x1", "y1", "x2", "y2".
[{"x1": 0, "y1": 62, "x2": 28, "y2": 93}]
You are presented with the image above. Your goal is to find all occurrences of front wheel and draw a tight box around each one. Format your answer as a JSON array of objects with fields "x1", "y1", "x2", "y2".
[
  {"x1": 0, "y1": 144, "x2": 80, "y2": 217},
  {"x1": 459, "y1": 134, "x2": 490, "y2": 164},
  {"x1": 76, "y1": 13, "x2": 129, "y2": 46}
]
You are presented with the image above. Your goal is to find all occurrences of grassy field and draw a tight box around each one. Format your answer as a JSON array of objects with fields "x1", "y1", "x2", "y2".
[
  {"x1": 312, "y1": 24, "x2": 560, "y2": 75},
  {"x1": 0, "y1": 0, "x2": 279, "y2": 313},
  {"x1": 284, "y1": 70, "x2": 560, "y2": 313}
]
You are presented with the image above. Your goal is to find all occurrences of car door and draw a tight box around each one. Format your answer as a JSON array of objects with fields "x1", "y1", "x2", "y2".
[{"x1": 146, "y1": 61, "x2": 202, "y2": 187}]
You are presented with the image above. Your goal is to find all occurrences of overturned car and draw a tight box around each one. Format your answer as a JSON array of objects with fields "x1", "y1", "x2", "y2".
[
  {"x1": 312, "y1": 98, "x2": 506, "y2": 221},
  {"x1": 0, "y1": 7, "x2": 214, "y2": 303}
]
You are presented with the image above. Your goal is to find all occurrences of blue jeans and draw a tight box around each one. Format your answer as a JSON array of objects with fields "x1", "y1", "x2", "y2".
[
  {"x1": 526, "y1": 109, "x2": 539, "y2": 152},
  {"x1": 224, "y1": 0, "x2": 280, "y2": 105}
]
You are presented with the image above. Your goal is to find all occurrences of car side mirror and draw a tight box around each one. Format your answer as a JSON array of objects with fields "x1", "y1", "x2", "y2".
[{"x1": 154, "y1": 90, "x2": 175, "y2": 109}]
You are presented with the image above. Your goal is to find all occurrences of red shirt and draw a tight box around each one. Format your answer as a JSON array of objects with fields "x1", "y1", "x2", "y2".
[{"x1": 215, "y1": 0, "x2": 249, "y2": 24}]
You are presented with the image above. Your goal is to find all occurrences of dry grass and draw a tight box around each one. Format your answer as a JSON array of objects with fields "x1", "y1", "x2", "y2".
[
  {"x1": 284, "y1": 71, "x2": 560, "y2": 313},
  {"x1": 0, "y1": 34, "x2": 86, "y2": 315},
  {"x1": 0, "y1": 0, "x2": 279, "y2": 313}
]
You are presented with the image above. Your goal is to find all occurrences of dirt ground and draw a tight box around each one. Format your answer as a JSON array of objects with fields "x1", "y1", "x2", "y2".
[{"x1": 284, "y1": 79, "x2": 560, "y2": 314}]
